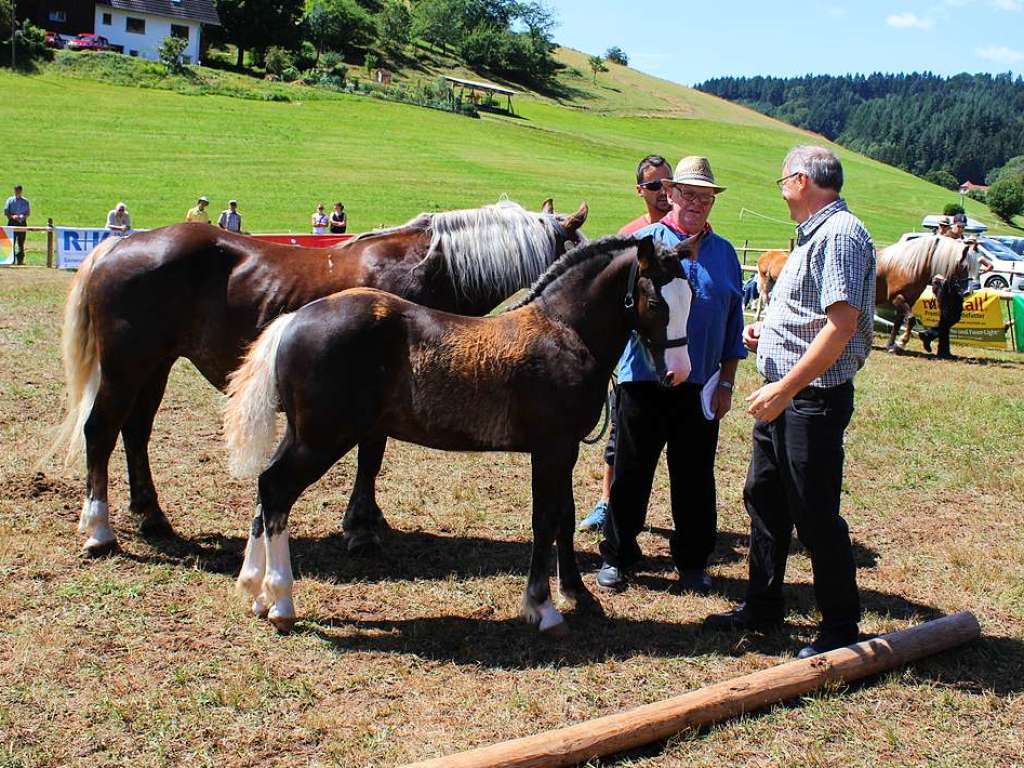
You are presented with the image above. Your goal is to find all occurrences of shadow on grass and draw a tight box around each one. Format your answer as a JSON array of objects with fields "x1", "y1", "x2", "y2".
[{"x1": 870, "y1": 343, "x2": 1024, "y2": 368}]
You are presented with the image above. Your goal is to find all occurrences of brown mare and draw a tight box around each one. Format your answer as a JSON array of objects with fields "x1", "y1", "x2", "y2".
[
  {"x1": 223, "y1": 233, "x2": 700, "y2": 634},
  {"x1": 875, "y1": 235, "x2": 972, "y2": 354},
  {"x1": 51, "y1": 200, "x2": 588, "y2": 556}
]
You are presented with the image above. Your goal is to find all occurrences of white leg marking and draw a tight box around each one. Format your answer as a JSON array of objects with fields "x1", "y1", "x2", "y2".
[
  {"x1": 537, "y1": 600, "x2": 565, "y2": 633},
  {"x1": 262, "y1": 529, "x2": 295, "y2": 631},
  {"x1": 237, "y1": 517, "x2": 269, "y2": 617},
  {"x1": 79, "y1": 499, "x2": 115, "y2": 552}
]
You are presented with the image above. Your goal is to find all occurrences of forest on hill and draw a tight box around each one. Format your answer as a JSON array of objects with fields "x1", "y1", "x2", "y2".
[{"x1": 696, "y1": 72, "x2": 1024, "y2": 186}]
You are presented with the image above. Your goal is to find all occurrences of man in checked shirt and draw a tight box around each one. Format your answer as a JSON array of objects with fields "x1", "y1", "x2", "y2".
[{"x1": 705, "y1": 145, "x2": 876, "y2": 659}]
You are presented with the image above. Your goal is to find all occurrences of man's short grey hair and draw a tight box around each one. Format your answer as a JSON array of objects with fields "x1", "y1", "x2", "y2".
[{"x1": 784, "y1": 145, "x2": 843, "y2": 192}]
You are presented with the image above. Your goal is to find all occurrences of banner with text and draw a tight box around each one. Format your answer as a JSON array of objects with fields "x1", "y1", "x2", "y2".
[
  {"x1": 1, "y1": 227, "x2": 15, "y2": 265},
  {"x1": 55, "y1": 228, "x2": 128, "y2": 269},
  {"x1": 912, "y1": 287, "x2": 1007, "y2": 349}
]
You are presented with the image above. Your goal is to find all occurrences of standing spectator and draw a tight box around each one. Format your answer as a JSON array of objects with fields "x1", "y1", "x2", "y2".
[
  {"x1": 106, "y1": 202, "x2": 132, "y2": 234},
  {"x1": 578, "y1": 154, "x2": 673, "y2": 532},
  {"x1": 705, "y1": 145, "x2": 876, "y2": 659},
  {"x1": 4, "y1": 184, "x2": 30, "y2": 265},
  {"x1": 329, "y1": 202, "x2": 348, "y2": 234},
  {"x1": 218, "y1": 200, "x2": 242, "y2": 233},
  {"x1": 596, "y1": 156, "x2": 747, "y2": 595},
  {"x1": 186, "y1": 195, "x2": 211, "y2": 223},
  {"x1": 311, "y1": 203, "x2": 329, "y2": 234}
]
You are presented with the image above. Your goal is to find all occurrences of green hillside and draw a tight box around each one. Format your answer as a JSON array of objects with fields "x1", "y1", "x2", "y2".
[{"x1": 0, "y1": 56, "x2": 1006, "y2": 253}]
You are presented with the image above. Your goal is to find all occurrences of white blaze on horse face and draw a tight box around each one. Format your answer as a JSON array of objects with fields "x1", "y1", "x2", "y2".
[
  {"x1": 79, "y1": 498, "x2": 115, "y2": 552},
  {"x1": 661, "y1": 276, "x2": 692, "y2": 386},
  {"x1": 261, "y1": 530, "x2": 295, "y2": 630}
]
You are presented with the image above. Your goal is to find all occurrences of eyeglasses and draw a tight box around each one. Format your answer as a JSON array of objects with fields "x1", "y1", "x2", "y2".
[
  {"x1": 675, "y1": 189, "x2": 716, "y2": 207},
  {"x1": 775, "y1": 171, "x2": 803, "y2": 190},
  {"x1": 638, "y1": 180, "x2": 665, "y2": 191}
]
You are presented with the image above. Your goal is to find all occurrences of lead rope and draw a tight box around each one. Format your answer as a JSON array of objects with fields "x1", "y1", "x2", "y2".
[{"x1": 581, "y1": 386, "x2": 612, "y2": 445}]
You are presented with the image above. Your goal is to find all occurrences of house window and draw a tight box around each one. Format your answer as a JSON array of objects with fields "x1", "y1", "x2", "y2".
[
  {"x1": 101, "y1": 12, "x2": 112, "y2": 25},
  {"x1": 49, "y1": 11, "x2": 67, "y2": 22},
  {"x1": 170, "y1": 24, "x2": 189, "y2": 40},
  {"x1": 126, "y1": 17, "x2": 146, "y2": 34}
]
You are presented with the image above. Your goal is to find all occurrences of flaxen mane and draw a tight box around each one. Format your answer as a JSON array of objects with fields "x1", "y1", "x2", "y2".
[{"x1": 878, "y1": 236, "x2": 966, "y2": 284}]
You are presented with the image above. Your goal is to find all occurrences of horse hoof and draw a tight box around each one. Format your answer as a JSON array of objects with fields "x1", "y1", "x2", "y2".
[
  {"x1": 135, "y1": 509, "x2": 175, "y2": 539},
  {"x1": 269, "y1": 615, "x2": 295, "y2": 634},
  {"x1": 82, "y1": 538, "x2": 118, "y2": 558},
  {"x1": 540, "y1": 617, "x2": 570, "y2": 639},
  {"x1": 346, "y1": 532, "x2": 383, "y2": 558}
]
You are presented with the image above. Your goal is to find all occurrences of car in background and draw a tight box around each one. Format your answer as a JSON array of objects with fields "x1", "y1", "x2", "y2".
[
  {"x1": 975, "y1": 237, "x2": 1024, "y2": 292},
  {"x1": 66, "y1": 33, "x2": 110, "y2": 52},
  {"x1": 990, "y1": 236, "x2": 1024, "y2": 257},
  {"x1": 44, "y1": 31, "x2": 66, "y2": 49}
]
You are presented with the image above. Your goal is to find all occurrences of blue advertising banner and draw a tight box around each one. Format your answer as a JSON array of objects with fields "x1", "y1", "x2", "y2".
[{"x1": 55, "y1": 227, "x2": 125, "y2": 270}]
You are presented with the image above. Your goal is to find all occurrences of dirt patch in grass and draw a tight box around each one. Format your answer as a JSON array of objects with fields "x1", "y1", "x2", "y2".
[{"x1": 1, "y1": 266, "x2": 1022, "y2": 767}]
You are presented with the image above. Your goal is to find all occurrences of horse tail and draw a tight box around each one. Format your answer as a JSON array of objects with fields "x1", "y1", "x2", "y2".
[
  {"x1": 43, "y1": 237, "x2": 119, "y2": 469},
  {"x1": 224, "y1": 313, "x2": 297, "y2": 478}
]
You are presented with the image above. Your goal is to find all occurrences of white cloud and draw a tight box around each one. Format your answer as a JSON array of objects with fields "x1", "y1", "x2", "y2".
[
  {"x1": 976, "y1": 45, "x2": 1024, "y2": 62},
  {"x1": 886, "y1": 11, "x2": 934, "y2": 28},
  {"x1": 991, "y1": 0, "x2": 1022, "y2": 11}
]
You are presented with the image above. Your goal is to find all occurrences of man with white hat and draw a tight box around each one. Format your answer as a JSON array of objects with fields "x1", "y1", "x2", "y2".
[
  {"x1": 106, "y1": 202, "x2": 132, "y2": 234},
  {"x1": 218, "y1": 199, "x2": 243, "y2": 233},
  {"x1": 186, "y1": 195, "x2": 211, "y2": 224},
  {"x1": 596, "y1": 156, "x2": 747, "y2": 595}
]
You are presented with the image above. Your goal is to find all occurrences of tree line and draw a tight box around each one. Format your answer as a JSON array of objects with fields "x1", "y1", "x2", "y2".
[
  {"x1": 212, "y1": 0, "x2": 560, "y2": 87},
  {"x1": 696, "y1": 72, "x2": 1024, "y2": 186}
]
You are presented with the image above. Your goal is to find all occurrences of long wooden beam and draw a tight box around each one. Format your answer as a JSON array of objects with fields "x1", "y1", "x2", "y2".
[{"x1": 401, "y1": 612, "x2": 980, "y2": 768}]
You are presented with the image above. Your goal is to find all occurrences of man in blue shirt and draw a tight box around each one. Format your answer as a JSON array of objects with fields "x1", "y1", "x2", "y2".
[
  {"x1": 4, "y1": 185, "x2": 30, "y2": 265},
  {"x1": 597, "y1": 156, "x2": 747, "y2": 593}
]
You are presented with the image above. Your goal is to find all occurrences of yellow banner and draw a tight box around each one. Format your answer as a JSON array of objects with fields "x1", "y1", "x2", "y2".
[{"x1": 912, "y1": 288, "x2": 1006, "y2": 349}]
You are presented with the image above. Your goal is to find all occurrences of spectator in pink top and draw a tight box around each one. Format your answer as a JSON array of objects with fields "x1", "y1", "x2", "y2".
[
  {"x1": 578, "y1": 153, "x2": 674, "y2": 532},
  {"x1": 618, "y1": 154, "x2": 674, "y2": 235}
]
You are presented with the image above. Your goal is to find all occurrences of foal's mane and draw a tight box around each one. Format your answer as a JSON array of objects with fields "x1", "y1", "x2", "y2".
[
  {"x1": 505, "y1": 234, "x2": 636, "y2": 311},
  {"x1": 355, "y1": 201, "x2": 564, "y2": 301},
  {"x1": 878, "y1": 236, "x2": 966, "y2": 282}
]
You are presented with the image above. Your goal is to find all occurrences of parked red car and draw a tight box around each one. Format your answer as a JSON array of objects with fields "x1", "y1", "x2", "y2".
[
  {"x1": 44, "y1": 31, "x2": 66, "y2": 49},
  {"x1": 66, "y1": 33, "x2": 110, "y2": 51}
]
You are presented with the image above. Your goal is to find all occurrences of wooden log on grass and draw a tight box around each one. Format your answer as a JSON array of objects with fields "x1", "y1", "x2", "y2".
[{"x1": 401, "y1": 611, "x2": 980, "y2": 768}]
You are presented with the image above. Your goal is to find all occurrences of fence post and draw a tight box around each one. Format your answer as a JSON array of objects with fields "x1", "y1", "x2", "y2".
[{"x1": 46, "y1": 219, "x2": 54, "y2": 268}]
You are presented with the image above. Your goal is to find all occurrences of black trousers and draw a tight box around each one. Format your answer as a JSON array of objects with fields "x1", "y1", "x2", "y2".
[
  {"x1": 600, "y1": 381, "x2": 720, "y2": 571},
  {"x1": 744, "y1": 381, "x2": 861, "y2": 631},
  {"x1": 6, "y1": 218, "x2": 25, "y2": 263}
]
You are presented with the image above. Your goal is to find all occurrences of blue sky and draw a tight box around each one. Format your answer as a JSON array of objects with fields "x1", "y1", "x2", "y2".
[{"x1": 544, "y1": 0, "x2": 1024, "y2": 84}]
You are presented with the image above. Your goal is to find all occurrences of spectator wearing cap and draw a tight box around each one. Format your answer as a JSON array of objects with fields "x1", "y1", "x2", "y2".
[
  {"x1": 595, "y1": 155, "x2": 746, "y2": 595},
  {"x1": 186, "y1": 196, "x2": 211, "y2": 224},
  {"x1": 4, "y1": 184, "x2": 30, "y2": 265},
  {"x1": 949, "y1": 212, "x2": 967, "y2": 240},
  {"x1": 311, "y1": 203, "x2": 329, "y2": 234},
  {"x1": 106, "y1": 202, "x2": 132, "y2": 234},
  {"x1": 218, "y1": 200, "x2": 242, "y2": 233},
  {"x1": 329, "y1": 202, "x2": 347, "y2": 234}
]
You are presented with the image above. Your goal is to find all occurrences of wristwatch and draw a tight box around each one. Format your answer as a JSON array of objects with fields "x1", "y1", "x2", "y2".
[{"x1": 717, "y1": 380, "x2": 734, "y2": 391}]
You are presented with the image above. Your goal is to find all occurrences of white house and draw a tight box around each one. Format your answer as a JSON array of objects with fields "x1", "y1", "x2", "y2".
[{"x1": 93, "y1": 1, "x2": 219, "y2": 64}]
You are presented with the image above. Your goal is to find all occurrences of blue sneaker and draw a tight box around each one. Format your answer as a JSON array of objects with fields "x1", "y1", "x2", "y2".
[{"x1": 578, "y1": 499, "x2": 608, "y2": 531}]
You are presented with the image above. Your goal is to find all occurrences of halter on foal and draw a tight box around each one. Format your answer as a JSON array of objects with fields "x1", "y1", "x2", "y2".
[
  {"x1": 224, "y1": 233, "x2": 701, "y2": 634},
  {"x1": 49, "y1": 200, "x2": 586, "y2": 557}
]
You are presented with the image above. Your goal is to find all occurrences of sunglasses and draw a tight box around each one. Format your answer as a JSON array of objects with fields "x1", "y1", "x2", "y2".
[{"x1": 638, "y1": 180, "x2": 665, "y2": 191}]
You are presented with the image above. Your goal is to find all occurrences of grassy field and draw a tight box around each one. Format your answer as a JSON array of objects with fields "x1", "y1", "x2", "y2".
[
  {"x1": 2, "y1": 262, "x2": 1023, "y2": 766},
  {"x1": 1, "y1": 52, "x2": 1013, "y2": 267}
]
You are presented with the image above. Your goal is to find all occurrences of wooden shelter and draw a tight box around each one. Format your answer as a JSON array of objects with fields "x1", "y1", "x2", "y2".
[{"x1": 443, "y1": 75, "x2": 517, "y2": 114}]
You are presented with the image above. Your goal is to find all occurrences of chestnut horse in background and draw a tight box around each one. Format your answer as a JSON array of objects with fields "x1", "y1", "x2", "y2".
[
  {"x1": 875, "y1": 235, "x2": 972, "y2": 353},
  {"x1": 755, "y1": 248, "x2": 789, "y2": 318},
  {"x1": 223, "y1": 233, "x2": 700, "y2": 635},
  {"x1": 51, "y1": 200, "x2": 588, "y2": 556}
]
